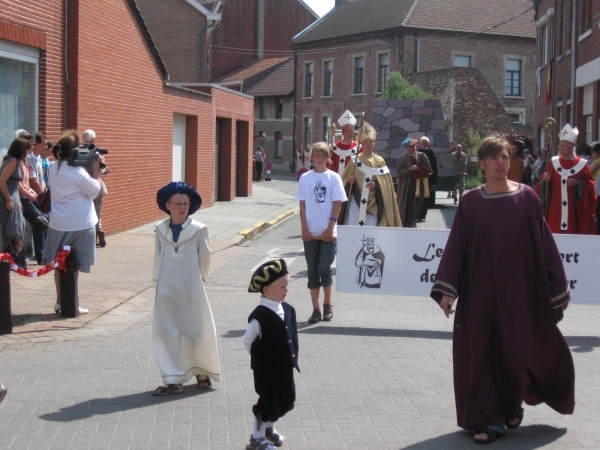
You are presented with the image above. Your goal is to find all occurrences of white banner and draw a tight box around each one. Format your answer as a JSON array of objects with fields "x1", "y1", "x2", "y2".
[{"x1": 336, "y1": 226, "x2": 600, "y2": 305}]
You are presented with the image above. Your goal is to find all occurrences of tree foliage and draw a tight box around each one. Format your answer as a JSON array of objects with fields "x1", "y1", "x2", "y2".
[{"x1": 380, "y1": 72, "x2": 434, "y2": 100}]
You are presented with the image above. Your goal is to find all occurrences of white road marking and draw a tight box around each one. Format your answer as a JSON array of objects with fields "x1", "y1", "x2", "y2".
[{"x1": 250, "y1": 248, "x2": 305, "y2": 272}]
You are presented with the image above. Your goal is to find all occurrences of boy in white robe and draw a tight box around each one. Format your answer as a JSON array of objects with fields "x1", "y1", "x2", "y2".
[{"x1": 152, "y1": 182, "x2": 221, "y2": 396}]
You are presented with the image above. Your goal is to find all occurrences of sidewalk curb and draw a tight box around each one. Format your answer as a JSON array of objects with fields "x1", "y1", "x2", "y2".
[{"x1": 232, "y1": 209, "x2": 296, "y2": 245}]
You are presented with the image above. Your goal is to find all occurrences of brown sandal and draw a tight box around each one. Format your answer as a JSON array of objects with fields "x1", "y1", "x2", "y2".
[
  {"x1": 196, "y1": 376, "x2": 212, "y2": 390},
  {"x1": 153, "y1": 384, "x2": 184, "y2": 396}
]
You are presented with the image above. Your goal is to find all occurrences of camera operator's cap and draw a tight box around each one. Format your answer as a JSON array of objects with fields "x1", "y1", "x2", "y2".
[
  {"x1": 338, "y1": 110, "x2": 357, "y2": 128},
  {"x1": 156, "y1": 181, "x2": 202, "y2": 216},
  {"x1": 559, "y1": 124, "x2": 578, "y2": 145},
  {"x1": 248, "y1": 258, "x2": 288, "y2": 293}
]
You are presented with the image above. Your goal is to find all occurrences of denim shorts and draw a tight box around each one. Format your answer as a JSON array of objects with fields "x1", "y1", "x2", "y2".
[{"x1": 303, "y1": 239, "x2": 336, "y2": 289}]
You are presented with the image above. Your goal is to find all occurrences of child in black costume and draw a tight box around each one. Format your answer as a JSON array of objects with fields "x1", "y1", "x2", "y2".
[{"x1": 244, "y1": 259, "x2": 299, "y2": 450}]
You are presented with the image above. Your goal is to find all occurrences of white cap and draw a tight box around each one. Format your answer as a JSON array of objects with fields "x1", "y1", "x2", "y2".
[
  {"x1": 559, "y1": 124, "x2": 578, "y2": 145},
  {"x1": 338, "y1": 110, "x2": 357, "y2": 128}
]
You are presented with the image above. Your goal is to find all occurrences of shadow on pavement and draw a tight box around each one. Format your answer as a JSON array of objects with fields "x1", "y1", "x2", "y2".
[
  {"x1": 566, "y1": 335, "x2": 600, "y2": 353},
  {"x1": 299, "y1": 325, "x2": 452, "y2": 340},
  {"x1": 39, "y1": 388, "x2": 211, "y2": 422},
  {"x1": 402, "y1": 425, "x2": 567, "y2": 449}
]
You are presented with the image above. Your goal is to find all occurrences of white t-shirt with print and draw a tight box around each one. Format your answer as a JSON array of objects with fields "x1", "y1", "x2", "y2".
[{"x1": 294, "y1": 169, "x2": 347, "y2": 237}]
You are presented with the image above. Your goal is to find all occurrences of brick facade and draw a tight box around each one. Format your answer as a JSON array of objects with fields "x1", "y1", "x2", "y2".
[
  {"x1": 1, "y1": 0, "x2": 253, "y2": 234},
  {"x1": 535, "y1": 0, "x2": 600, "y2": 147},
  {"x1": 210, "y1": 0, "x2": 316, "y2": 81},
  {"x1": 134, "y1": 0, "x2": 207, "y2": 83},
  {"x1": 294, "y1": 29, "x2": 534, "y2": 149}
]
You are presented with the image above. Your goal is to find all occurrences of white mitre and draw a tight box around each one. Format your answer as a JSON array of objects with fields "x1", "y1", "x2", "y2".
[
  {"x1": 338, "y1": 110, "x2": 357, "y2": 128},
  {"x1": 559, "y1": 124, "x2": 578, "y2": 145}
]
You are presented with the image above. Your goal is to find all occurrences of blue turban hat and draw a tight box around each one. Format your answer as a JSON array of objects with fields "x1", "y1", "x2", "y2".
[
  {"x1": 402, "y1": 137, "x2": 418, "y2": 147},
  {"x1": 156, "y1": 181, "x2": 202, "y2": 216}
]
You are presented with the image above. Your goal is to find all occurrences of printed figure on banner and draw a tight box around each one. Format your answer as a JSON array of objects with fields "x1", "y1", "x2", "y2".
[{"x1": 355, "y1": 235, "x2": 385, "y2": 289}]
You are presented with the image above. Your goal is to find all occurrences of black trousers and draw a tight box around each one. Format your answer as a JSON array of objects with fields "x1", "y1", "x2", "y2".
[
  {"x1": 252, "y1": 368, "x2": 295, "y2": 422},
  {"x1": 254, "y1": 161, "x2": 264, "y2": 181}
]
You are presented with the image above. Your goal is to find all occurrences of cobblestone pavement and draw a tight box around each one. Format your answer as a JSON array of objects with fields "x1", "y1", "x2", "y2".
[{"x1": 1, "y1": 183, "x2": 599, "y2": 449}]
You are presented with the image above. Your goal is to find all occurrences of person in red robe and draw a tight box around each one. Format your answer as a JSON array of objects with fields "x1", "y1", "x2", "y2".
[
  {"x1": 330, "y1": 110, "x2": 360, "y2": 175},
  {"x1": 431, "y1": 136, "x2": 574, "y2": 445},
  {"x1": 536, "y1": 124, "x2": 596, "y2": 234}
]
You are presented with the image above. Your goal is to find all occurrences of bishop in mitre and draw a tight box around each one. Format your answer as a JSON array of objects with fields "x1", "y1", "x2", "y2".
[{"x1": 330, "y1": 110, "x2": 361, "y2": 174}]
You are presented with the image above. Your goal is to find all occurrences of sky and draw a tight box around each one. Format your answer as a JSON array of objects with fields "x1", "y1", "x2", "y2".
[{"x1": 303, "y1": 0, "x2": 335, "y2": 17}]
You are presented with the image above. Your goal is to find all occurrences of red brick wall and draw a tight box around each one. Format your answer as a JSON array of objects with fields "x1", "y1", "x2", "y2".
[
  {"x1": 0, "y1": 0, "x2": 66, "y2": 139},
  {"x1": 210, "y1": 0, "x2": 316, "y2": 80},
  {"x1": 2, "y1": 0, "x2": 253, "y2": 234},
  {"x1": 134, "y1": 0, "x2": 207, "y2": 83}
]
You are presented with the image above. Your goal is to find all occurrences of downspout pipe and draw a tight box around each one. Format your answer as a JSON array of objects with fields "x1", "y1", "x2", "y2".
[
  {"x1": 570, "y1": 0, "x2": 577, "y2": 125},
  {"x1": 551, "y1": 0, "x2": 557, "y2": 120},
  {"x1": 200, "y1": 20, "x2": 219, "y2": 83}
]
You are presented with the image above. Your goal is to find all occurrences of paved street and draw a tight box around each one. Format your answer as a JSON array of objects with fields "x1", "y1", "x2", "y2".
[{"x1": 1, "y1": 179, "x2": 600, "y2": 449}]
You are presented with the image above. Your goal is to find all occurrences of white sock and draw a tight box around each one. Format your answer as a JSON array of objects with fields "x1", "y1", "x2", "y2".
[{"x1": 252, "y1": 417, "x2": 268, "y2": 439}]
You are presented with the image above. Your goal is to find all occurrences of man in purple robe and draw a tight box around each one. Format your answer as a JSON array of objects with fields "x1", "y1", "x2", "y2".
[{"x1": 431, "y1": 136, "x2": 575, "y2": 445}]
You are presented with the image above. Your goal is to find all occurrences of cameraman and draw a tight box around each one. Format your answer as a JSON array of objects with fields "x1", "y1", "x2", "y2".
[
  {"x1": 83, "y1": 129, "x2": 110, "y2": 247},
  {"x1": 41, "y1": 130, "x2": 104, "y2": 315}
]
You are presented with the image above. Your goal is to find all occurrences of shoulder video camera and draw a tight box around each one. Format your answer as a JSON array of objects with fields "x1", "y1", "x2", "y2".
[{"x1": 68, "y1": 143, "x2": 108, "y2": 169}]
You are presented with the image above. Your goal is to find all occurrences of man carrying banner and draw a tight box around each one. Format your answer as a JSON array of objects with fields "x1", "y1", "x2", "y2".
[
  {"x1": 396, "y1": 137, "x2": 433, "y2": 228},
  {"x1": 431, "y1": 136, "x2": 574, "y2": 445},
  {"x1": 537, "y1": 124, "x2": 596, "y2": 234},
  {"x1": 330, "y1": 110, "x2": 361, "y2": 175},
  {"x1": 340, "y1": 121, "x2": 401, "y2": 227}
]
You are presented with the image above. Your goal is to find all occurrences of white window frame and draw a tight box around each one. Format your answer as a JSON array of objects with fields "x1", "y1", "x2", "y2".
[
  {"x1": 0, "y1": 40, "x2": 40, "y2": 135},
  {"x1": 375, "y1": 51, "x2": 390, "y2": 93},
  {"x1": 352, "y1": 54, "x2": 366, "y2": 96},
  {"x1": 540, "y1": 25, "x2": 548, "y2": 65},
  {"x1": 506, "y1": 107, "x2": 526, "y2": 124},
  {"x1": 452, "y1": 51, "x2": 475, "y2": 68},
  {"x1": 504, "y1": 56, "x2": 525, "y2": 98},
  {"x1": 322, "y1": 115, "x2": 332, "y2": 142},
  {"x1": 322, "y1": 59, "x2": 333, "y2": 98},
  {"x1": 303, "y1": 116, "x2": 313, "y2": 146},
  {"x1": 303, "y1": 60, "x2": 314, "y2": 99}
]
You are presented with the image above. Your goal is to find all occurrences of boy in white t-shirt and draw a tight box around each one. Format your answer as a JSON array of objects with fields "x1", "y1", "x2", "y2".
[{"x1": 294, "y1": 142, "x2": 347, "y2": 324}]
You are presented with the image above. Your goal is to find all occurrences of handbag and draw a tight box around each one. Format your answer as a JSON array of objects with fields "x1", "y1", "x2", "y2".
[
  {"x1": 37, "y1": 190, "x2": 51, "y2": 214},
  {"x1": 413, "y1": 162, "x2": 431, "y2": 179}
]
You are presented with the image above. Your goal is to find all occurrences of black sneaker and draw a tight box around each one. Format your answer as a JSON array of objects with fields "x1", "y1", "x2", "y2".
[
  {"x1": 308, "y1": 308, "x2": 321, "y2": 324},
  {"x1": 323, "y1": 303, "x2": 333, "y2": 321}
]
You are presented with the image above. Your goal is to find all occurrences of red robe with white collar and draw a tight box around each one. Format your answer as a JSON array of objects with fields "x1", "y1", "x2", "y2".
[{"x1": 536, "y1": 156, "x2": 596, "y2": 234}]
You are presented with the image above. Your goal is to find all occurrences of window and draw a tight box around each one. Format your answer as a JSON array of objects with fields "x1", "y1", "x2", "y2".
[
  {"x1": 566, "y1": 103, "x2": 572, "y2": 125},
  {"x1": 303, "y1": 117, "x2": 312, "y2": 147},
  {"x1": 275, "y1": 132, "x2": 283, "y2": 159},
  {"x1": 257, "y1": 98, "x2": 266, "y2": 119},
  {"x1": 354, "y1": 113, "x2": 363, "y2": 132},
  {"x1": 353, "y1": 56, "x2": 365, "y2": 94},
  {"x1": 377, "y1": 53, "x2": 389, "y2": 92},
  {"x1": 557, "y1": 104, "x2": 562, "y2": 130},
  {"x1": 0, "y1": 43, "x2": 39, "y2": 158},
  {"x1": 508, "y1": 113, "x2": 522, "y2": 123},
  {"x1": 322, "y1": 116, "x2": 332, "y2": 142},
  {"x1": 580, "y1": 0, "x2": 592, "y2": 32},
  {"x1": 304, "y1": 62, "x2": 313, "y2": 97},
  {"x1": 540, "y1": 25, "x2": 548, "y2": 65},
  {"x1": 275, "y1": 97, "x2": 283, "y2": 120},
  {"x1": 322, "y1": 61, "x2": 333, "y2": 96},
  {"x1": 586, "y1": 116, "x2": 592, "y2": 145},
  {"x1": 505, "y1": 59, "x2": 522, "y2": 97},
  {"x1": 454, "y1": 55, "x2": 471, "y2": 67}
]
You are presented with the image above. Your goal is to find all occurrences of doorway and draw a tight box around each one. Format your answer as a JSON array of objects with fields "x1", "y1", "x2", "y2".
[{"x1": 172, "y1": 114, "x2": 186, "y2": 181}]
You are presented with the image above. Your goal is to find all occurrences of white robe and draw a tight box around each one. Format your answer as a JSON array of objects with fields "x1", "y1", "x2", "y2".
[{"x1": 152, "y1": 217, "x2": 221, "y2": 384}]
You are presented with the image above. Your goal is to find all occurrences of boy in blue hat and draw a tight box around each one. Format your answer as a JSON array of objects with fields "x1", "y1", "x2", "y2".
[
  {"x1": 244, "y1": 259, "x2": 299, "y2": 450},
  {"x1": 152, "y1": 182, "x2": 221, "y2": 395}
]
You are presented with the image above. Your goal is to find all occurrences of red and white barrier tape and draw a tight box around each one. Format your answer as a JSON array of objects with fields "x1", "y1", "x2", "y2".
[{"x1": 0, "y1": 246, "x2": 71, "y2": 277}]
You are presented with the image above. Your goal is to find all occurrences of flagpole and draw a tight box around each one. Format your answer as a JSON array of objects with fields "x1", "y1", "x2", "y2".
[{"x1": 542, "y1": 117, "x2": 557, "y2": 218}]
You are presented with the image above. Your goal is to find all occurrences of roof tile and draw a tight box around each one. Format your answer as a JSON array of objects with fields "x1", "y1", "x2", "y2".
[{"x1": 246, "y1": 59, "x2": 295, "y2": 97}]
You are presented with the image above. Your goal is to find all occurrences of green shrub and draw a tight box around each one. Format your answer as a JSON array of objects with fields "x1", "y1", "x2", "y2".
[{"x1": 380, "y1": 72, "x2": 434, "y2": 100}]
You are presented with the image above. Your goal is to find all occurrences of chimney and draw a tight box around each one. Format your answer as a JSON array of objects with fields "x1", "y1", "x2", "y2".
[{"x1": 256, "y1": 0, "x2": 265, "y2": 60}]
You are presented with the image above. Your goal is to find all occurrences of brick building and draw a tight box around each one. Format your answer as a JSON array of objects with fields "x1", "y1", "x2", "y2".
[
  {"x1": 0, "y1": 0, "x2": 253, "y2": 234},
  {"x1": 534, "y1": 0, "x2": 599, "y2": 148},
  {"x1": 292, "y1": 0, "x2": 536, "y2": 148}
]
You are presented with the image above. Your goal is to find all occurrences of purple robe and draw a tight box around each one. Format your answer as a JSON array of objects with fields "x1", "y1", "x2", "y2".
[{"x1": 431, "y1": 184, "x2": 575, "y2": 431}]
